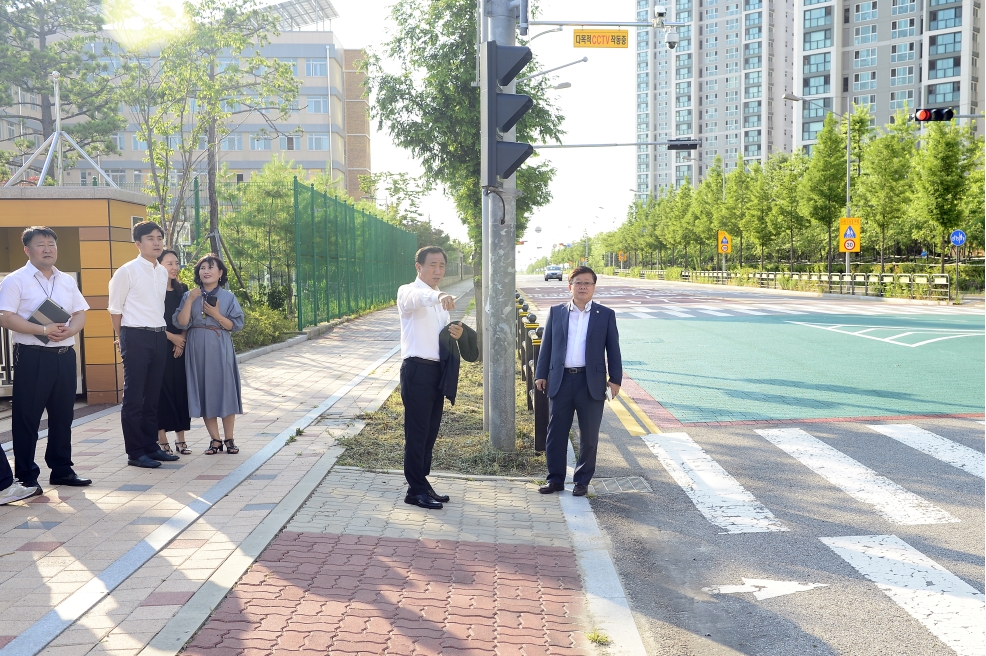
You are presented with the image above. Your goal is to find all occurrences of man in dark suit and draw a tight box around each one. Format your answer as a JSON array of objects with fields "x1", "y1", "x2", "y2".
[{"x1": 534, "y1": 266, "x2": 622, "y2": 496}]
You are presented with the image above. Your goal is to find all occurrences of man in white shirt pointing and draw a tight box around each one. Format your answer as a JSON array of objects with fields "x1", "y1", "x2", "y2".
[{"x1": 397, "y1": 246, "x2": 462, "y2": 510}]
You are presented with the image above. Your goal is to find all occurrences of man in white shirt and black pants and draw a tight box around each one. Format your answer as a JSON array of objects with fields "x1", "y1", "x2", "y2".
[
  {"x1": 0, "y1": 227, "x2": 91, "y2": 496},
  {"x1": 108, "y1": 221, "x2": 179, "y2": 468},
  {"x1": 397, "y1": 246, "x2": 462, "y2": 510}
]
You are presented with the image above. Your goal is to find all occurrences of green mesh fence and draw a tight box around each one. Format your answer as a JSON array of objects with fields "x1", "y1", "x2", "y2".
[{"x1": 293, "y1": 177, "x2": 418, "y2": 330}]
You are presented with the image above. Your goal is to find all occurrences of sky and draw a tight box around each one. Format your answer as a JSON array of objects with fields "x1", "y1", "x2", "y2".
[{"x1": 329, "y1": 0, "x2": 636, "y2": 268}]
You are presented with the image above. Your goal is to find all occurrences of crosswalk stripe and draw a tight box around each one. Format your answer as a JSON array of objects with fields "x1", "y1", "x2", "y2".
[
  {"x1": 661, "y1": 310, "x2": 694, "y2": 317},
  {"x1": 728, "y1": 307, "x2": 768, "y2": 315},
  {"x1": 695, "y1": 308, "x2": 731, "y2": 316},
  {"x1": 866, "y1": 424, "x2": 985, "y2": 479},
  {"x1": 629, "y1": 312, "x2": 657, "y2": 319},
  {"x1": 755, "y1": 428, "x2": 959, "y2": 525},
  {"x1": 821, "y1": 534, "x2": 985, "y2": 656},
  {"x1": 751, "y1": 304, "x2": 805, "y2": 315},
  {"x1": 640, "y1": 432, "x2": 788, "y2": 534}
]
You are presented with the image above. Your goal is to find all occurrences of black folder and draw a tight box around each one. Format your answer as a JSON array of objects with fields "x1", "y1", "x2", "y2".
[{"x1": 28, "y1": 298, "x2": 72, "y2": 344}]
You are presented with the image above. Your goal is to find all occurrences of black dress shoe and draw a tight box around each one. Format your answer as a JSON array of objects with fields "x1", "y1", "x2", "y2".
[
  {"x1": 404, "y1": 493, "x2": 443, "y2": 509},
  {"x1": 538, "y1": 482, "x2": 565, "y2": 494},
  {"x1": 49, "y1": 474, "x2": 92, "y2": 486},
  {"x1": 147, "y1": 449, "x2": 180, "y2": 462},
  {"x1": 128, "y1": 455, "x2": 162, "y2": 468},
  {"x1": 427, "y1": 487, "x2": 450, "y2": 503},
  {"x1": 572, "y1": 483, "x2": 589, "y2": 497}
]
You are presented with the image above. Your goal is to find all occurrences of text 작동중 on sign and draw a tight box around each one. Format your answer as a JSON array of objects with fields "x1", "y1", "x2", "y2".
[{"x1": 573, "y1": 30, "x2": 629, "y2": 48}]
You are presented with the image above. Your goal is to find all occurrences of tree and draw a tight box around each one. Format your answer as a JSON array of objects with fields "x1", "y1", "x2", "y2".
[
  {"x1": 360, "y1": 171, "x2": 456, "y2": 251},
  {"x1": 799, "y1": 113, "x2": 845, "y2": 274},
  {"x1": 856, "y1": 109, "x2": 917, "y2": 271},
  {"x1": 767, "y1": 150, "x2": 808, "y2": 270},
  {"x1": 723, "y1": 153, "x2": 750, "y2": 266},
  {"x1": 741, "y1": 160, "x2": 772, "y2": 269},
  {"x1": 0, "y1": 0, "x2": 125, "y2": 170},
  {"x1": 909, "y1": 120, "x2": 977, "y2": 272},
  {"x1": 690, "y1": 154, "x2": 724, "y2": 268}
]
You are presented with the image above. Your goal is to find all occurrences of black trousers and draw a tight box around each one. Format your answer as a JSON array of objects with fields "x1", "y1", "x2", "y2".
[
  {"x1": 120, "y1": 327, "x2": 167, "y2": 459},
  {"x1": 545, "y1": 369, "x2": 605, "y2": 487},
  {"x1": 12, "y1": 346, "x2": 78, "y2": 485},
  {"x1": 400, "y1": 358, "x2": 445, "y2": 496}
]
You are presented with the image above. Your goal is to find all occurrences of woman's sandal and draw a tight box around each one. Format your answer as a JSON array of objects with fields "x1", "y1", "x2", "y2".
[
  {"x1": 204, "y1": 439, "x2": 224, "y2": 455},
  {"x1": 158, "y1": 442, "x2": 174, "y2": 455},
  {"x1": 223, "y1": 439, "x2": 239, "y2": 454},
  {"x1": 175, "y1": 441, "x2": 192, "y2": 455}
]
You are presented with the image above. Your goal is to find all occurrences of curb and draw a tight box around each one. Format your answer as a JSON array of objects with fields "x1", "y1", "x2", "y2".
[
  {"x1": 562, "y1": 440, "x2": 648, "y2": 655},
  {"x1": 337, "y1": 466, "x2": 540, "y2": 483}
]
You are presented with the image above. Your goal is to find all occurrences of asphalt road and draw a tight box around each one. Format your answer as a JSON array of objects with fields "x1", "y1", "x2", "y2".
[{"x1": 516, "y1": 274, "x2": 985, "y2": 656}]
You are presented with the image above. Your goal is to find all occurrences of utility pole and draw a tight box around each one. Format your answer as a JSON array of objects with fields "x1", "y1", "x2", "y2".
[
  {"x1": 479, "y1": 0, "x2": 491, "y2": 431},
  {"x1": 485, "y1": 0, "x2": 517, "y2": 451}
]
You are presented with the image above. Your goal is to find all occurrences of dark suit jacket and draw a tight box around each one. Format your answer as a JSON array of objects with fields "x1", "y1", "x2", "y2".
[{"x1": 534, "y1": 301, "x2": 622, "y2": 401}]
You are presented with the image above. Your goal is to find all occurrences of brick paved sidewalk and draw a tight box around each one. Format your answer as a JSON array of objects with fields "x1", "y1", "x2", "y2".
[{"x1": 182, "y1": 471, "x2": 593, "y2": 656}]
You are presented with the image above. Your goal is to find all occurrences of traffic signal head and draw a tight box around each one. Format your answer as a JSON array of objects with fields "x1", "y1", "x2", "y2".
[
  {"x1": 482, "y1": 40, "x2": 535, "y2": 188},
  {"x1": 913, "y1": 108, "x2": 955, "y2": 122},
  {"x1": 666, "y1": 138, "x2": 701, "y2": 150}
]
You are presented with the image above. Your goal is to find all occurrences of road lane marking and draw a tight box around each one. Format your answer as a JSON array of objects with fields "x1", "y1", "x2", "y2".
[
  {"x1": 640, "y1": 432, "x2": 788, "y2": 534},
  {"x1": 755, "y1": 428, "x2": 958, "y2": 525},
  {"x1": 821, "y1": 534, "x2": 985, "y2": 656},
  {"x1": 621, "y1": 394, "x2": 661, "y2": 434},
  {"x1": 702, "y1": 578, "x2": 829, "y2": 600},
  {"x1": 788, "y1": 322, "x2": 985, "y2": 348},
  {"x1": 866, "y1": 424, "x2": 985, "y2": 479},
  {"x1": 610, "y1": 397, "x2": 646, "y2": 436}
]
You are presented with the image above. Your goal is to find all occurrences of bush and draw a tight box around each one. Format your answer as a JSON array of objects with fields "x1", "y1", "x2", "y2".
[
  {"x1": 232, "y1": 304, "x2": 294, "y2": 352},
  {"x1": 601, "y1": 266, "x2": 615, "y2": 276},
  {"x1": 663, "y1": 266, "x2": 683, "y2": 281}
]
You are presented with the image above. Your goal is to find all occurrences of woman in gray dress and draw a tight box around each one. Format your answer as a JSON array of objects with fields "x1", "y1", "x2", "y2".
[{"x1": 173, "y1": 255, "x2": 245, "y2": 455}]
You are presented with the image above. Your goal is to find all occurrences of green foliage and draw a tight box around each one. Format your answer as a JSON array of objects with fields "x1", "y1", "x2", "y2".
[
  {"x1": 362, "y1": 0, "x2": 564, "y2": 256},
  {"x1": 800, "y1": 113, "x2": 846, "y2": 272},
  {"x1": 231, "y1": 303, "x2": 294, "y2": 352}
]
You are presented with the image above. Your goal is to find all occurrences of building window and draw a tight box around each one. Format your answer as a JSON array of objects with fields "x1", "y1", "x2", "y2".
[
  {"x1": 110, "y1": 132, "x2": 125, "y2": 150},
  {"x1": 804, "y1": 52, "x2": 831, "y2": 74},
  {"x1": 804, "y1": 6, "x2": 832, "y2": 27},
  {"x1": 676, "y1": 53, "x2": 692, "y2": 79},
  {"x1": 804, "y1": 74, "x2": 831, "y2": 95},
  {"x1": 280, "y1": 135, "x2": 301, "y2": 150},
  {"x1": 706, "y1": 79, "x2": 719, "y2": 91},
  {"x1": 308, "y1": 133, "x2": 330, "y2": 150},
  {"x1": 106, "y1": 169, "x2": 126, "y2": 185},
  {"x1": 132, "y1": 134, "x2": 148, "y2": 150},
  {"x1": 706, "y1": 7, "x2": 719, "y2": 18},
  {"x1": 927, "y1": 82, "x2": 960, "y2": 103},
  {"x1": 744, "y1": 85, "x2": 761, "y2": 99},
  {"x1": 854, "y1": 25, "x2": 878, "y2": 43},
  {"x1": 746, "y1": 11, "x2": 762, "y2": 25},
  {"x1": 307, "y1": 96, "x2": 329, "y2": 114},
  {"x1": 803, "y1": 120, "x2": 824, "y2": 140},
  {"x1": 707, "y1": 22, "x2": 719, "y2": 33},
  {"x1": 725, "y1": 76, "x2": 740, "y2": 89},
  {"x1": 854, "y1": 48, "x2": 877, "y2": 67},
  {"x1": 928, "y1": 57, "x2": 960, "y2": 79},
  {"x1": 853, "y1": 94, "x2": 876, "y2": 112},
  {"x1": 853, "y1": 71, "x2": 876, "y2": 90},
  {"x1": 805, "y1": 29, "x2": 833, "y2": 50},
  {"x1": 220, "y1": 134, "x2": 242, "y2": 150},
  {"x1": 854, "y1": 2, "x2": 878, "y2": 21},
  {"x1": 929, "y1": 32, "x2": 961, "y2": 55},
  {"x1": 891, "y1": 42, "x2": 916, "y2": 61},
  {"x1": 891, "y1": 0, "x2": 914, "y2": 14},
  {"x1": 889, "y1": 89, "x2": 914, "y2": 110},
  {"x1": 929, "y1": 7, "x2": 961, "y2": 30},
  {"x1": 132, "y1": 170, "x2": 143, "y2": 185},
  {"x1": 744, "y1": 113, "x2": 761, "y2": 127},
  {"x1": 706, "y1": 107, "x2": 720, "y2": 119},
  {"x1": 890, "y1": 66, "x2": 914, "y2": 85},
  {"x1": 890, "y1": 18, "x2": 915, "y2": 38},
  {"x1": 803, "y1": 97, "x2": 832, "y2": 118},
  {"x1": 744, "y1": 130, "x2": 761, "y2": 144},
  {"x1": 250, "y1": 135, "x2": 272, "y2": 150},
  {"x1": 306, "y1": 58, "x2": 327, "y2": 77}
]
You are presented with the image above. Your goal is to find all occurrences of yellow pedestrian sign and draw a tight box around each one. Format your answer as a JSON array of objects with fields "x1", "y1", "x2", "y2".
[
  {"x1": 839, "y1": 218, "x2": 861, "y2": 253},
  {"x1": 717, "y1": 231, "x2": 732, "y2": 254}
]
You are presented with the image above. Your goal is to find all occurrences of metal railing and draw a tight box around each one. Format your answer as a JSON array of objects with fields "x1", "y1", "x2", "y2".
[
  {"x1": 514, "y1": 292, "x2": 547, "y2": 451},
  {"x1": 637, "y1": 269, "x2": 951, "y2": 300}
]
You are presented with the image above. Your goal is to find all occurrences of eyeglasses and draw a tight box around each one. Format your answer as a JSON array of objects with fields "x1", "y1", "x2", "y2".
[{"x1": 571, "y1": 281, "x2": 595, "y2": 288}]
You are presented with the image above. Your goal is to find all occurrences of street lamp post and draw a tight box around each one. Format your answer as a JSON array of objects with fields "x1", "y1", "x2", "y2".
[{"x1": 784, "y1": 92, "x2": 852, "y2": 276}]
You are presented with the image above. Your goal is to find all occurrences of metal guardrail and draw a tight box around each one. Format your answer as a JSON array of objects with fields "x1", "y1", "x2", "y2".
[{"x1": 636, "y1": 269, "x2": 951, "y2": 300}]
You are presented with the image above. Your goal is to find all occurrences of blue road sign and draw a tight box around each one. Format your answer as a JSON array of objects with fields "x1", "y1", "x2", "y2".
[
  {"x1": 950, "y1": 230, "x2": 967, "y2": 246},
  {"x1": 843, "y1": 225, "x2": 856, "y2": 239}
]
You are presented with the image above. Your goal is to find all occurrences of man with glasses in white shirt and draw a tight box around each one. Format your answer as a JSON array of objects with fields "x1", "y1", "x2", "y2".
[
  {"x1": 0, "y1": 226, "x2": 91, "y2": 501},
  {"x1": 534, "y1": 266, "x2": 622, "y2": 497}
]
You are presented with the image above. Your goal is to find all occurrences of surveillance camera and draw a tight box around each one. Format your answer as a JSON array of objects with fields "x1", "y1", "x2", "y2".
[
  {"x1": 654, "y1": 5, "x2": 667, "y2": 18},
  {"x1": 666, "y1": 29, "x2": 679, "y2": 48}
]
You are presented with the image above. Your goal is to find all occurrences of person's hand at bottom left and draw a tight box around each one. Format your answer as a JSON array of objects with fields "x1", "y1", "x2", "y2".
[{"x1": 449, "y1": 322, "x2": 463, "y2": 340}]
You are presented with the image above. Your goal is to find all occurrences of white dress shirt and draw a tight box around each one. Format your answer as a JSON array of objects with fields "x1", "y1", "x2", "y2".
[
  {"x1": 107, "y1": 256, "x2": 168, "y2": 328},
  {"x1": 0, "y1": 262, "x2": 90, "y2": 347},
  {"x1": 397, "y1": 277, "x2": 450, "y2": 361},
  {"x1": 563, "y1": 299, "x2": 593, "y2": 368}
]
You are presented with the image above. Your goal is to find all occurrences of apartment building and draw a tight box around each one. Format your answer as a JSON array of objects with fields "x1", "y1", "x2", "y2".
[
  {"x1": 636, "y1": 0, "x2": 794, "y2": 195},
  {"x1": 1, "y1": 0, "x2": 371, "y2": 199},
  {"x1": 794, "y1": 0, "x2": 982, "y2": 149}
]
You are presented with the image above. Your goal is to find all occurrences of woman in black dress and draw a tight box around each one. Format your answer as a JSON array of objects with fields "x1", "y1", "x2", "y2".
[{"x1": 157, "y1": 250, "x2": 192, "y2": 455}]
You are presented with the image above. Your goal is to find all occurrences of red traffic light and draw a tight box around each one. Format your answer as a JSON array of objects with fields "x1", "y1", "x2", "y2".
[{"x1": 913, "y1": 108, "x2": 955, "y2": 122}]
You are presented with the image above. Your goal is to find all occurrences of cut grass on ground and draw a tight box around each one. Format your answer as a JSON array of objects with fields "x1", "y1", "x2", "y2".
[{"x1": 337, "y1": 359, "x2": 546, "y2": 477}]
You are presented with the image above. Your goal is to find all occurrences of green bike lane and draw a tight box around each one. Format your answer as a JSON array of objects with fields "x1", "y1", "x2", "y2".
[{"x1": 620, "y1": 311, "x2": 985, "y2": 424}]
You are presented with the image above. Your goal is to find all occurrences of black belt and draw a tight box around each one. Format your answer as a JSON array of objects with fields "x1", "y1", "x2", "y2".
[
  {"x1": 405, "y1": 357, "x2": 440, "y2": 366},
  {"x1": 565, "y1": 367, "x2": 586, "y2": 374},
  {"x1": 123, "y1": 326, "x2": 167, "y2": 332},
  {"x1": 17, "y1": 344, "x2": 71, "y2": 354}
]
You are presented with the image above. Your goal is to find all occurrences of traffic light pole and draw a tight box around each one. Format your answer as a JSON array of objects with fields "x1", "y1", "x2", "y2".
[{"x1": 486, "y1": 0, "x2": 517, "y2": 451}]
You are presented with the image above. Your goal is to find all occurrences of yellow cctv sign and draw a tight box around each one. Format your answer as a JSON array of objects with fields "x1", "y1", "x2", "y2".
[
  {"x1": 717, "y1": 231, "x2": 732, "y2": 254},
  {"x1": 573, "y1": 30, "x2": 629, "y2": 48},
  {"x1": 839, "y1": 217, "x2": 861, "y2": 253}
]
